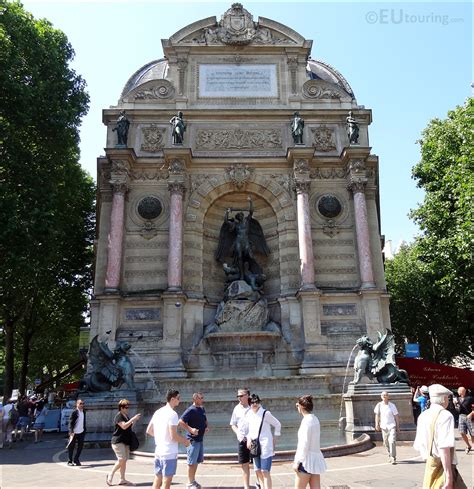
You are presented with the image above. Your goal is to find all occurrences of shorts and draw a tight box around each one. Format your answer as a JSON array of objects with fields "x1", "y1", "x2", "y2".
[
  {"x1": 238, "y1": 439, "x2": 251, "y2": 464},
  {"x1": 33, "y1": 422, "x2": 45, "y2": 430},
  {"x1": 16, "y1": 416, "x2": 29, "y2": 429},
  {"x1": 111, "y1": 442, "x2": 130, "y2": 460},
  {"x1": 187, "y1": 440, "x2": 204, "y2": 465},
  {"x1": 458, "y1": 414, "x2": 474, "y2": 435},
  {"x1": 154, "y1": 457, "x2": 178, "y2": 477},
  {"x1": 253, "y1": 455, "x2": 273, "y2": 472},
  {"x1": 298, "y1": 463, "x2": 309, "y2": 474}
]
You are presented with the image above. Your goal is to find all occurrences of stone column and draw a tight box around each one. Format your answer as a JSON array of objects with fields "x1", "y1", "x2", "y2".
[
  {"x1": 347, "y1": 172, "x2": 376, "y2": 289},
  {"x1": 104, "y1": 165, "x2": 130, "y2": 292},
  {"x1": 295, "y1": 180, "x2": 316, "y2": 289},
  {"x1": 167, "y1": 182, "x2": 185, "y2": 291}
]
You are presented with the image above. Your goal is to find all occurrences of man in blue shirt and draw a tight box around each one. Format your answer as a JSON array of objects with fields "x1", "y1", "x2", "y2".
[{"x1": 179, "y1": 392, "x2": 208, "y2": 489}]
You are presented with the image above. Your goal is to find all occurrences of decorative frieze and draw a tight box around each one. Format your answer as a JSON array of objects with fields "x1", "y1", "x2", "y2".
[
  {"x1": 321, "y1": 322, "x2": 364, "y2": 335},
  {"x1": 314, "y1": 239, "x2": 354, "y2": 246},
  {"x1": 310, "y1": 168, "x2": 346, "y2": 179},
  {"x1": 302, "y1": 80, "x2": 346, "y2": 99},
  {"x1": 131, "y1": 169, "x2": 169, "y2": 181},
  {"x1": 195, "y1": 129, "x2": 282, "y2": 150},
  {"x1": 140, "y1": 125, "x2": 166, "y2": 152},
  {"x1": 124, "y1": 270, "x2": 166, "y2": 278}
]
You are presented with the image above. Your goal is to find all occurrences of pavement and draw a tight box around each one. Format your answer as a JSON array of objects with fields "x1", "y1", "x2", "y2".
[{"x1": 0, "y1": 432, "x2": 472, "y2": 489}]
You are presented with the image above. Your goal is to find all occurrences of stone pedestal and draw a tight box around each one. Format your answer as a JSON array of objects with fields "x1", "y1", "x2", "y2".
[
  {"x1": 79, "y1": 390, "x2": 140, "y2": 443},
  {"x1": 343, "y1": 383, "x2": 416, "y2": 442}
]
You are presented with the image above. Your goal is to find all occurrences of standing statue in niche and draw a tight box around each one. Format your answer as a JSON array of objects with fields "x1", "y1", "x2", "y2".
[
  {"x1": 350, "y1": 330, "x2": 409, "y2": 385},
  {"x1": 215, "y1": 195, "x2": 269, "y2": 291},
  {"x1": 112, "y1": 110, "x2": 130, "y2": 146},
  {"x1": 169, "y1": 111, "x2": 186, "y2": 145},
  {"x1": 81, "y1": 335, "x2": 136, "y2": 392},
  {"x1": 291, "y1": 111, "x2": 305, "y2": 145},
  {"x1": 346, "y1": 111, "x2": 360, "y2": 145}
]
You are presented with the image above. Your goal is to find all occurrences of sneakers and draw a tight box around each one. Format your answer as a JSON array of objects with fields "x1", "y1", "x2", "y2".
[
  {"x1": 391, "y1": 458, "x2": 397, "y2": 465},
  {"x1": 74, "y1": 460, "x2": 81, "y2": 466},
  {"x1": 465, "y1": 446, "x2": 471, "y2": 454},
  {"x1": 67, "y1": 461, "x2": 74, "y2": 466},
  {"x1": 186, "y1": 482, "x2": 201, "y2": 489}
]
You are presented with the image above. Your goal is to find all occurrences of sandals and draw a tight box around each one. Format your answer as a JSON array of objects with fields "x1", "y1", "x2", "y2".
[
  {"x1": 106, "y1": 474, "x2": 113, "y2": 486},
  {"x1": 118, "y1": 481, "x2": 136, "y2": 486}
]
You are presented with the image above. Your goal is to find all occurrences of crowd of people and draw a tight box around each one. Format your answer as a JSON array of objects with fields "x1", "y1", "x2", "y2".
[
  {"x1": 1, "y1": 383, "x2": 472, "y2": 488},
  {"x1": 0, "y1": 394, "x2": 51, "y2": 448}
]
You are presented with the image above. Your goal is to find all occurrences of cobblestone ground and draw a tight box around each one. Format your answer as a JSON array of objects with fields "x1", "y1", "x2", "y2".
[{"x1": 0, "y1": 433, "x2": 472, "y2": 488}]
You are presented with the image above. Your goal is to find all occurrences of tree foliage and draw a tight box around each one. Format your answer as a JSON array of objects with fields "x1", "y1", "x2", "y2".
[
  {"x1": 386, "y1": 99, "x2": 473, "y2": 364},
  {"x1": 0, "y1": 1, "x2": 94, "y2": 398}
]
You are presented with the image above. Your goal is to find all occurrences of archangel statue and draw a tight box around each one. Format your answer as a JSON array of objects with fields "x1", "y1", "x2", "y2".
[
  {"x1": 112, "y1": 110, "x2": 130, "y2": 146},
  {"x1": 350, "y1": 330, "x2": 409, "y2": 384},
  {"x1": 215, "y1": 195, "x2": 269, "y2": 291},
  {"x1": 346, "y1": 111, "x2": 359, "y2": 145},
  {"x1": 81, "y1": 335, "x2": 136, "y2": 392}
]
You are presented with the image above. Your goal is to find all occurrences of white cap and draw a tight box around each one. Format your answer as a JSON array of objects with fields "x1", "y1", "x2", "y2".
[
  {"x1": 428, "y1": 384, "x2": 452, "y2": 397},
  {"x1": 420, "y1": 385, "x2": 429, "y2": 394}
]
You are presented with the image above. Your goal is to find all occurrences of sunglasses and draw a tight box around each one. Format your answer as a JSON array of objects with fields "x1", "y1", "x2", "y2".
[
  {"x1": 78, "y1": 403, "x2": 84, "y2": 406},
  {"x1": 237, "y1": 394, "x2": 247, "y2": 398},
  {"x1": 122, "y1": 405, "x2": 130, "y2": 408}
]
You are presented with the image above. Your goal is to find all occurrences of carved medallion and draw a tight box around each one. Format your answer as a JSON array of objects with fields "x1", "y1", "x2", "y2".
[
  {"x1": 137, "y1": 196, "x2": 163, "y2": 220},
  {"x1": 317, "y1": 195, "x2": 342, "y2": 218},
  {"x1": 226, "y1": 164, "x2": 253, "y2": 189},
  {"x1": 311, "y1": 125, "x2": 337, "y2": 152},
  {"x1": 218, "y1": 3, "x2": 256, "y2": 45},
  {"x1": 140, "y1": 125, "x2": 165, "y2": 152}
]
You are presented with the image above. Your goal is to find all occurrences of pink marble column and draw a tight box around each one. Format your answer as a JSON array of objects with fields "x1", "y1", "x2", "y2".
[
  {"x1": 105, "y1": 182, "x2": 128, "y2": 290},
  {"x1": 296, "y1": 181, "x2": 316, "y2": 289},
  {"x1": 167, "y1": 183, "x2": 185, "y2": 290},
  {"x1": 352, "y1": 184, "x2": 376, "y2": 288}
]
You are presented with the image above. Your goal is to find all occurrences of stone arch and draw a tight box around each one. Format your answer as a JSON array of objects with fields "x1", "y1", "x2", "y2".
[{"x1": 182, "y1": 177, "x2": 300, "y2": 302}]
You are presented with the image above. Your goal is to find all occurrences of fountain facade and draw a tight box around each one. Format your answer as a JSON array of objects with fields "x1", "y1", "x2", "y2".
[{"x1": 85, "y1": 4, "x2": 396, "y2": 449}]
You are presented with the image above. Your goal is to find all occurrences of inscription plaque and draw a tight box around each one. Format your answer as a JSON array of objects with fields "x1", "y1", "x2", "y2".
[{"x1": 199, "y1": 64, "x2": 278, "y2": 98}]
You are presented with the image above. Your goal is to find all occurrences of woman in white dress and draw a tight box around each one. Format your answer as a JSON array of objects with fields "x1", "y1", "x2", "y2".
[
  {"x1": 246, "y1": 394, "x2": 281, "y2": 489},
  {"x1": 293, "y1": 395, "x2": 327, "y2": 489}
]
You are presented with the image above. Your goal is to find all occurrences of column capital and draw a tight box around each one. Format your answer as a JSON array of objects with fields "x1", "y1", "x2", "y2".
[
  {"x1": 294, "y1": 180, "x2": 311, "y2": 194},
  {"x1": 110, "y1": 179, "x2": 130, "y2": 195},
  {"x1": 168, "y1": 181, "x2": 186, "y2": 196},
  {"x1": 347, "y1": 176, "x2": 368, "y2": 194}
]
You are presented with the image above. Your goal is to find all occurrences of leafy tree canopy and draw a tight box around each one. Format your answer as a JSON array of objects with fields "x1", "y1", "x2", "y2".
[
  {"x1": 387, "y1": 99, "x2": 473, "y2": 364},
  {"x1": 0, "y1": 1, "x2": 94, "y2": 398}
]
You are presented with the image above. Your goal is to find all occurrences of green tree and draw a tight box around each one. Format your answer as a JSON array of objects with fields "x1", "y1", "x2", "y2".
[
  {"x1": 0, "y1": 1, "x2": 94, "y2": 398},
  {"x1": 386, "y1": 99, "x2": 473, "y2": 364}
]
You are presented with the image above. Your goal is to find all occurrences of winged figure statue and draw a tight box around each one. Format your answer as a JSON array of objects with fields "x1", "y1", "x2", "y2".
[
  {"x1": 81, "y1": 335, "x2": 135, "y2": 392},
  {"x1": 350, "y1": 330, "x2": 409, "y2": 384},
  {"x1": 215, "y1": 195, "x2": 269, "y2": 290}
]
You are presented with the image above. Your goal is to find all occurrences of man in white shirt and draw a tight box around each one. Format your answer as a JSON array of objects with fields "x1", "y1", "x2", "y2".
[
  {"x1": 230, "y1": 388, "x2": 252, "y2": 489},
  {"x1": 374, "y1": 391, "x2": 400, "y2": 464},
  {"x1": 146, "y1": 389, "x2": 190, "y2": 489},
  {"x1": 414, "y1": 384, "x2": 457, "y2": 489},
  {"x1": 68, "y1": 399, "x2": 86, "y2": 466}
]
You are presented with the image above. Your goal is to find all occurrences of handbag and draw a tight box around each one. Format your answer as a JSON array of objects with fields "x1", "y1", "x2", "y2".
[
  {"x1": 249, "y1": 410, "x2": 266, "y2": 458},
  {"x1": 422, "y1": 412, "x2": 467, "y2": 489},
  {"x1": 129, "y1": 430, "x2": 139, "y2": 452}
]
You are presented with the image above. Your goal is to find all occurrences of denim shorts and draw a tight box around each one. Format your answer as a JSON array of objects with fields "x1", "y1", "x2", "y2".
[
  {"x1": 253, "y1": 455, "x2": 273, "y2": 472},
  {"x1": 16, "y1": 417, "x2": 29, "y2": 429},
  {"x1": 187, "y1": 440, "x2": 204, "y2": 465},
  {"x1": 154, "y1": 457, "x2": 178, "y2": 477}
]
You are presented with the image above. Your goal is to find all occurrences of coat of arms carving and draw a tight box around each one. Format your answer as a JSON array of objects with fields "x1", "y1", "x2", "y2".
[
  {"x1": 140, "y1": 125, "x2": 165, "y2": 152},
  {"x1": 219, "y1": 3, "x2": 256, "y2": 44}
]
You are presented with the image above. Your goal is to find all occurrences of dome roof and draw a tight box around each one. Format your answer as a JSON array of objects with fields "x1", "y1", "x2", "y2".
[
  {"x1": 120, "y1": 58, "x2": 169, "y2": 99},
  {"x1": 306, "y1": 58, "x2": 355, "y2": 99}
]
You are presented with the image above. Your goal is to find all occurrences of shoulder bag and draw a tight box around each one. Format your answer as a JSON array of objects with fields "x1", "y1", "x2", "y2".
[{"x1": 250, "y1": 410, "x2": 267, "y2": 457}]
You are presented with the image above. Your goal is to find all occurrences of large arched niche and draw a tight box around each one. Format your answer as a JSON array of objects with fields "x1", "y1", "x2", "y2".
[
  {"x1": 202, "y1": 191, "x2": 280, "y2": 304},
  {"x1": 182, "y1": 178, "x2": 299, "y2": 317}
]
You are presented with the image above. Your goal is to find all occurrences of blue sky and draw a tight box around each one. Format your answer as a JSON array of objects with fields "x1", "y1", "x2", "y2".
[{"x1": 21, "y1": 1, "x2": 472, "y2": 246}]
